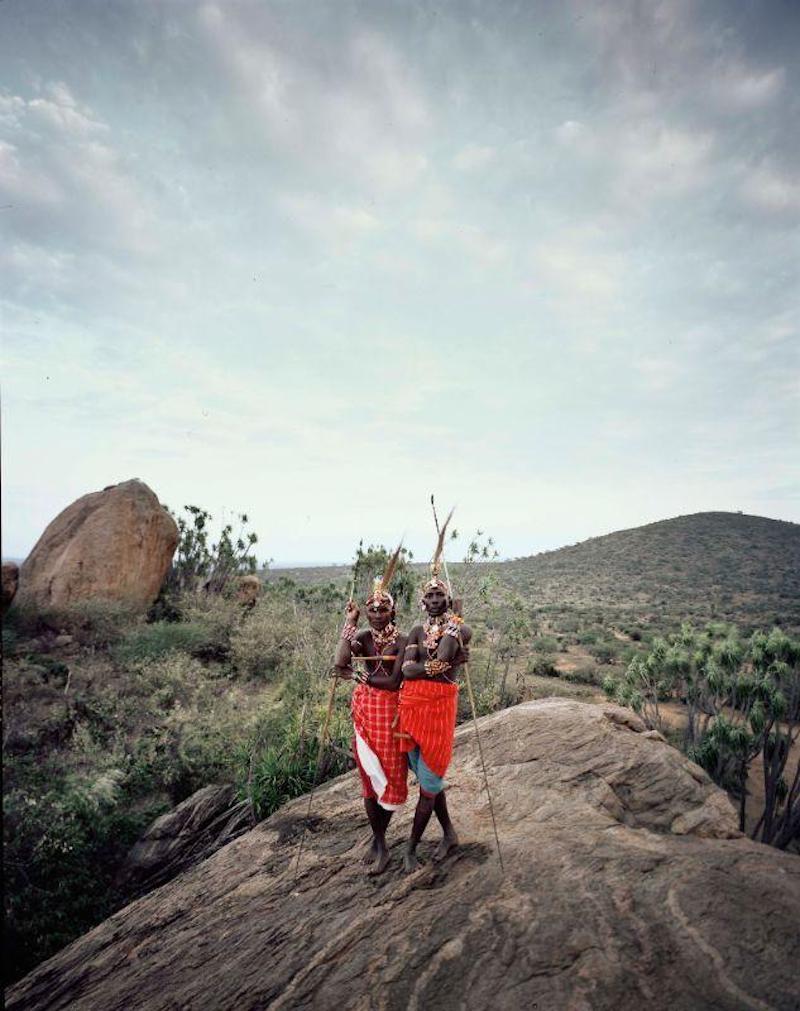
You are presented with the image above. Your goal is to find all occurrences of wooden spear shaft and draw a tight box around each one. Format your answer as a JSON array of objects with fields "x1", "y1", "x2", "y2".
[{"x1": 430, "y1": 494, "x2": 504, "y2": 873}]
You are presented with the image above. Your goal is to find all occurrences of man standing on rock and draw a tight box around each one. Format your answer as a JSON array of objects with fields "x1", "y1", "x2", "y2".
[
  {"x1": 395, "y1": 522, "x2": 471, "y2": 872},
  {"x1": 334, "y1": 547, "x2": 408, "y2": 874}
]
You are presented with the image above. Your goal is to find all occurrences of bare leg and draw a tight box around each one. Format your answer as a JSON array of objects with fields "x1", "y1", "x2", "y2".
[
  {"x1": 363, "y1": 798, "x2": 392, "y2": 874},
  {"x1": 404, "y1": 792, "x2": 435, "y2": 872},
  {"x1": 433, "y1": 790, "x2": 459, "y2": 861}
]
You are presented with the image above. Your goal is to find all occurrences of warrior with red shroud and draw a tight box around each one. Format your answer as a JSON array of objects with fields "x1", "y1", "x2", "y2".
[{"x1": 334, "y1": 546, "x2": 407, "y2": 875}]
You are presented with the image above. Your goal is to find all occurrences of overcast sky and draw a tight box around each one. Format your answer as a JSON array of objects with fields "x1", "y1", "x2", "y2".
[{"x1": 2, "y1": 0, "x2": 798, "y2": 565}]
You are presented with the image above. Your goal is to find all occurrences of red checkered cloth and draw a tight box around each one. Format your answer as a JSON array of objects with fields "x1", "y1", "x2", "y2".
[
  {"x1": 397, "y1": 679, "x2": 459, "y2": 778},
  {"x1": 351, "y1": 684, "x2": 408, "y2": 810}
]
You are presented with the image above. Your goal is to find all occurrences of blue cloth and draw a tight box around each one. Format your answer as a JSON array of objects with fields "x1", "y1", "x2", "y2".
[{"x1": 407, "y1": 745, "x2": 445, "y2": 795}]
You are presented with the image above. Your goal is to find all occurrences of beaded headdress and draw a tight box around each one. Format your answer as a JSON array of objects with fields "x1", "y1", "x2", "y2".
[
  {"x1": 421, "y1": 507, "x2": 454, "y2": 597},
  {"x1": 366, "y1": 541, "x2": 403, "y2": 608}
]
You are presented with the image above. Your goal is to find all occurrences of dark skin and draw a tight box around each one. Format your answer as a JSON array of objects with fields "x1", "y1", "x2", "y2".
[
  {"x1": 334, "y1": 598, "x2": 405, "y2": 875},
  {"x1": 395, "y1": 586, "x2": 472, "y2": 873}
]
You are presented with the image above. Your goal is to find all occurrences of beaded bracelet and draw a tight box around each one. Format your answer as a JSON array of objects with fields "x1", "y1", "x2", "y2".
[
  {"x1": 424, "y1": 658, "x2": 451, "y2": 678},
  {"x1": 341, "y1": 622, "x2": 358, "y2": 643}
]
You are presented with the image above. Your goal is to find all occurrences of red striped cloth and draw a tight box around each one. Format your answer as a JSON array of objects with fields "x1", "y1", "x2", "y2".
[
  {"x1": 351, "y1": 684, "x2": 408, "y2": 809},
  {"x1": 397, "y1": 679, "x2": 459, "y2": 778}
]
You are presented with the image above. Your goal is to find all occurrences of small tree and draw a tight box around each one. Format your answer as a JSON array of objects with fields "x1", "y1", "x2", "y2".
[
  {"x1": 166, "y1": 505, "x2": 260, "y2": 596},
  {"x1": 350, "y1": 542, "x2": 415, "y2": 611}
]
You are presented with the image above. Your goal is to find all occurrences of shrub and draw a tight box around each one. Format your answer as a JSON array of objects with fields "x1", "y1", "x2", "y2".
[
  {"x1": 528, "y1": 655, "x2": 558, "y2": 678},
  {"x1": 241, "y1": 704, "x2": 352, "y2": 821},
  {"x1": 562, "y1": 665, "x2": 603, "y2": 686},
  {"x1": 116, "y1": 621, "x2": 217, "y2": 665},
  {"x1": 230, "y1": 600, "x2": 294, "y2": 679},
  {"x1": 3, "y1": 762, "x2": 165, "y2": 987}
]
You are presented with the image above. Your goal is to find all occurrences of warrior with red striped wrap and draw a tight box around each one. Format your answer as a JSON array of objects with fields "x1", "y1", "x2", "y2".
[{"x1": 334, "y1": 543, "x2": 408, "y2": 875}]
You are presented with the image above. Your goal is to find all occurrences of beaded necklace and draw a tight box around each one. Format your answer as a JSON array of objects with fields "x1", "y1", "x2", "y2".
[
  {"x1": 422, "y1": 611, "x2": 461, "y2": 652},
  {"x1": 369, "y1": 622, "x2": 398, "y2": 655}
]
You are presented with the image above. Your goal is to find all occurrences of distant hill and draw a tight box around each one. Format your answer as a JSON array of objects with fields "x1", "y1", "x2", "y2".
[
  {"x1": 496, "y1": 511, "x2": 800, "y2": 632},
  {"x1": 265, "y1": 512, "x2": 800, "y2": 633}
]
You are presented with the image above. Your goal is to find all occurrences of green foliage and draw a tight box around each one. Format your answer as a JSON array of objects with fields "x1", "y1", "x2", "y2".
[
  {"x1": 166, "y1": 504, "x2": 260, "y2": 595},
  {"x1": 116, "y1": 621, "x2": 220, "y2": 664},
  {"x1": 350, "y1": 541, "x2": 416, "y2": 610},
  {"x1": 605, "y1": 623, "x2": 800, "y2": 848},
  {"x1": 230, "y1": 598, "x2": 294, "y2": 679},
  {"x1": 240, "y1": 705, "x2": 352, "y2": 821},
  {"x1": 3, "y1": 759, "x2": 166, "y2": 986}
]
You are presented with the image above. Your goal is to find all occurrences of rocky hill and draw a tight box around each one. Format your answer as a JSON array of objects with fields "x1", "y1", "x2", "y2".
[{"x1": 7, "y1": 699, "x2": 799, "y2": 1011}]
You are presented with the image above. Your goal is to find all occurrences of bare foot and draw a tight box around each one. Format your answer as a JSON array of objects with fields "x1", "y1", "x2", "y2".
[
  {"x1": 362, "y1": 838, "x2": 379, "y2": 865},
  {"x1": 368, "y1": 846, "x2": 390, "y2": 876},
  {"x1": 403, "y1": 849, "x2": 420, "y2": 874},
  {"x1": 433, "y1": 827, "x2": 459, "y2": 862}
]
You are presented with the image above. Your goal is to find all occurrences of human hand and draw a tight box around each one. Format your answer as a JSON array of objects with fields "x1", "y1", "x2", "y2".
[{"x1": 345, "y1": 601, "x2": 360, "y2": 624}]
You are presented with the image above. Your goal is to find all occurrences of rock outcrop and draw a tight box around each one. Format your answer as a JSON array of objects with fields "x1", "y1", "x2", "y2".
[
  {"x1": 17, "y1": 480, "x2": 178, "y2": 613},
  {"x1": 116, "y1": 784, "x2": 253, "y2": 898},
  {"x1": 236, "y1": 574, "x2": 261, "y2": 606},
  {"x1": 7, "y1": 700, "x2": 800, "y2": 1010},
  {"x1": 2, "y1": 561, "x2": 19, "y2": 613}
]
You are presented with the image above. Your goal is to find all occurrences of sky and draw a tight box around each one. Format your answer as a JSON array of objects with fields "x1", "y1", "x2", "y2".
[{"x1": 2, "y1": 0, "x2": 798, "y2": 565}]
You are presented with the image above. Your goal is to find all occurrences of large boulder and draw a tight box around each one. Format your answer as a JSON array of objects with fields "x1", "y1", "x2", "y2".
[
  {"x1": 17, "y1": 480, "x2": 178, "y2": 613},
  {"x1": 7, "y1": 699, "x2": 800, "y2": 1010},
  {"x1": 116, "y1": 784, "x2": 253, "y2": 898},
  {"x1": 2, "y1": 561, "x2": 19, "y2": 613}
]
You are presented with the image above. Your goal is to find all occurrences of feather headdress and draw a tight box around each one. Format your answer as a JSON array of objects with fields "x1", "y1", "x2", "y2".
[
  {"x1": 366, "y1": 540, "x2": 403, "y2": 607},
  {"x1": 423, "y1": 506, "x2": 454, "y2": 594}
]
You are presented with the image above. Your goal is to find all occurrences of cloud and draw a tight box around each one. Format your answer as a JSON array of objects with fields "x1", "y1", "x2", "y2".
[
  {"x1": 740, "y1": 162, "x2": 800, "y2": 215},
  {"x1": 276, "y1": 191, "x2": 381, "y2": 251},
  {"x1": 453, "y1": 144, "x2": 496, "y2": 172},
  {"x1": 0, "y1": 83, "x2": 157, "y2": 259},
  {"x1": 196, "y1": 5, "x2": 432, "y2": 193},
  {"x1": 709, "y1": 63, "x2": 786, "y2": 112}
]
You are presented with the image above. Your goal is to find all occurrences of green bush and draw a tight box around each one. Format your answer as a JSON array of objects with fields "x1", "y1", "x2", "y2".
[
  {"x1": 3, "y1": 762, "x2": 166, "y2": 987},
  {"x1": 532, "y1": 636, "x2": 560, "y2": 654},
  {"x1": 561, "y1": 665, "x2": 603, "y2": 686},
  {"x1": 230, "y1": 601, "x2": 294, "y2": 678},
  {"x1": 528, "y1": 655, "x2": 559, "y2": 677},
  {"x1": 117, "y1": 621, "x2": 217, "y2": 664},
  {"x1": 240, "y1": 705, "x2": 352, "y2": 820}
]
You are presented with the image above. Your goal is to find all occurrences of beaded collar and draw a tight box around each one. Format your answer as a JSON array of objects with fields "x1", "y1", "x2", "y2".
[
  {"x1": 369, "y1": 623, "x2": 398, "y2": 654},
  {"x1": 422, "y1": 611, "x2": 462, "y2": 650}
]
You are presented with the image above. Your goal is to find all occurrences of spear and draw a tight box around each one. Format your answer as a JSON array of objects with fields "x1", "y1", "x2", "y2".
[
  {"x1": 430, "y1": 495, "x2": 504, "y2": 873},
  {"x1": 292, "y1": 538, "x2": 360, "y2": 887}
]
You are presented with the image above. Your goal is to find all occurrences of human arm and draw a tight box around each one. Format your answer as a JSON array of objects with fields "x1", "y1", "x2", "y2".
[
  {"x1": 400, "y1": 627, "x2": 427, "y2": 680},
  {"x1": 333, "y1": 601, "x2": 361, "y2": 674},
  {"x1": 357, "y1": 634, "x2": 407, "y2": 690}
]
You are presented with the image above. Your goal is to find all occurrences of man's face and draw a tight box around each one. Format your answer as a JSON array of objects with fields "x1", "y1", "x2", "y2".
[
  {"x1": 423, "y1": 587, "x2": 448, "y2": 617},
  {"x1": 366, "y1": 600, "x2": 393, "y2": 630}
]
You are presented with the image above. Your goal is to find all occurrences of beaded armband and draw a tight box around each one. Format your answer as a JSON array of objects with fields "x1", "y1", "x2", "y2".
[
  {"x1": 341, "y1": 622, "x2": 358, "y2": 643},
  {"x1": 444, "y1": 615, "x2": 464, "y2": 638},
  {"x1": 424, "y1": 658, "x2": 451, "y2": 678}
]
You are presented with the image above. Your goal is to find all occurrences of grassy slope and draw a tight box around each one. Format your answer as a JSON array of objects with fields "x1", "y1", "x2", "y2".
[{"x1": 496, "y1": 511, "x2": 800, "y2": 630}]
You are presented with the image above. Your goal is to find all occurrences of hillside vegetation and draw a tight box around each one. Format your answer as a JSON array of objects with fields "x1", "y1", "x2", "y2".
[{"x1": 495, "y1": 511, "x2": 800, "y2": 632}]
